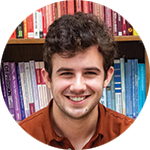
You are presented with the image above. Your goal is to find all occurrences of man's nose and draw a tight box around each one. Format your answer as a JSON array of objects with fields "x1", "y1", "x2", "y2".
[{"x1": 70, "y1": 74, "x2": 86, "y2": 94}]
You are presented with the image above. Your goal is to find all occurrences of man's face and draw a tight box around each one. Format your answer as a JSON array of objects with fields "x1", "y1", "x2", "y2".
[{"x1": 44, "y1": 45, "x2": 113, "y2": 120}]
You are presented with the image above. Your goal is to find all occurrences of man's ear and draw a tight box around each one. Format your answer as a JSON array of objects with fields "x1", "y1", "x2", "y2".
[
  {"x1": 104, "y1": 66, "x2": 114, "y2": 88},
  {"x1": 41, "y1": 68, "x2": 51, "y2": 89}
]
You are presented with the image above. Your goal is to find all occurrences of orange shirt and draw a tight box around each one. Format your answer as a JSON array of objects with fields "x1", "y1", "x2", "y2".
[{"x1": 19, "y1": 100, "x2": 134, "y2": 149}]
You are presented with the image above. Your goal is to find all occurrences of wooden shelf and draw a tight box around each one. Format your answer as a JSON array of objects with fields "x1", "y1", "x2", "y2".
[
  {"x1": 7, "y1": 36, "x2": 141, "y2": 44},
  {"x1": 7, "y1": 38, "x2": 45, "y2": 44}
]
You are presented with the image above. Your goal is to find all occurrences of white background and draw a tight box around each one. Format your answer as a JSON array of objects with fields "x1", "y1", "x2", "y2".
[{"x1": 0, "y1": 0, "x2": 150, "y2": 149}]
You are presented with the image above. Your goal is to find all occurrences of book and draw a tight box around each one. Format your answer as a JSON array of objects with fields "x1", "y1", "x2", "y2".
[
  {"x1": 76, "y1": 0, "x2": 82, "y2": 12},
  {"x1": 16, "y1": 22, "x2": 24, "y2": 38},
  {"x1": 134, "y1": 59, "x2": 139, "y2": 118},
  {"x1": 57, "y1": 1, "x2": 61, "y2": 18},
  {"x1": 10, "y1": 62, "x2": 22, "y2": 121},
  {"x1": 10, "y1": 30, "x2": 16, "y2": 39},
  {"x1": 67, "y1": 0, "x2": 75, "y2": 14},
  {"x1": 112, "y1": 11, "x2": 118, "y2": 36},
  {"x1": 110, "y1": 74, "x2": 115, "y2": 111},
  {"x1": 33, "y1": 10, "x2": 40, "y2": 38},
  {"x1": 41, "y1": 6, "x2": 47, "y2": 38},
  {"x1": 1, "y1": 63, "x2": 9, "y2": 108},
  {"x1": 120, "y1": 58, "x2": 126, "y2": 115},
  {"x1": 139, "y1": 64, "x2": 146, "y2": 108},
  {"x1": 35, "y1": 61, "x2": 44, "y2": 109},
  {"x1": 133, "y1": 28, "x2": 138, "y2": 36},
  {"x1": 106, "y1": 83, "x2": 111, "y2": 109},
  {"x1": 117, "y1": 14, "x2": 122, "y2": 36},
  {"x1": 114, "y1": 59, "x2": 122, "y2": 113},
  {"x1": 126, "y1": 21, "x2": 133, "y2": 35},
  {"x1": 29, "y1": 60, "x2": 40, "y2": 112},
  {"x1": 39, "y1": 61, "x2": 49, "y2": 107},
  {"x1": 61, "y1": 0, "x2": 67, "y2": 15},
  {"x1": 24, "y1": 62, "x2": 35, "y2": 115},
  {"x1": 126, "y1": 60, "x2": 133, "y2": 118},
  {"x1": 131, "y1": 60, "x2": 136, "y2": 118},
  {"x1": 18, "y1": 62, "x2": 30, "y2": 118},
  {"x1": 122, "y1": 18, "x2": 127, "y2": 36},
  {"x1": 100, "y1": 88, "x2": 107, "y2": 107},
  {"x1": 104, "y1": 6, "x2": 112, "y2": 33},
  {"x1": 3, "y1": 62, "x2": 15, "y2": 119},
  {"x1": 23, "y1": 18, "x2": 27, "y2": 39},
  {"x1": 38, "y1": 8, "x2": 43, "y2": 38},
  {"x1": 16, "y1": 65, "x2": 26, "y2": 120},
  {"x1": 27, "y1": 13, "x2": 34, "y2": 39},
  {"x1": 82, "y1": 0, "x2": 89, "y2": 13}
]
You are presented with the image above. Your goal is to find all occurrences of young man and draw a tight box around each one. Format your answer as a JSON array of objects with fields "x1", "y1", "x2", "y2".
[{"x1": 19, "y1": 12, "x2": 134, "y2": 150}]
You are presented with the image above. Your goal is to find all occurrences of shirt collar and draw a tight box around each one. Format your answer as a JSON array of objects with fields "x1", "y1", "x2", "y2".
[{"x1": 42, "y1": 99, "x2": 105, "y2": 144}]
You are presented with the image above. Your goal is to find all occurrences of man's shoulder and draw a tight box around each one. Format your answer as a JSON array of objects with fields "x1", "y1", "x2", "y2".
[
  {"x1": 99, "y1": 103, "x2": 134, "y2": 134},
  {"x1": 19, "y1": 108, "x2": 46, "y2": 131},
  {"x1": 105, "y1": 107, "x2": 134, "y2": 124}
]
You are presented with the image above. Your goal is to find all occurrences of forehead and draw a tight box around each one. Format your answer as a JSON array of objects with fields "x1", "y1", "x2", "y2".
[{"x1": 51, "y1": 45, "x2": 104, "y2": 70}]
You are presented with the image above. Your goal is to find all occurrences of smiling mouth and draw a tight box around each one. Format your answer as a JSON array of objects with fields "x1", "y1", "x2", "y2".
[{"x1": 65, "y1": 96, "x2": 90, "y2": 102}]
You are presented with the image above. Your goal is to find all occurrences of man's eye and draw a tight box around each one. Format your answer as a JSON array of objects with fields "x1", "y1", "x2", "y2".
[
  {"x1": 85, "y1": 72, "x2": 97, "y2": 75},
  {"x1": 60, "y1": 72, "x2": 73, "y2": 76}
]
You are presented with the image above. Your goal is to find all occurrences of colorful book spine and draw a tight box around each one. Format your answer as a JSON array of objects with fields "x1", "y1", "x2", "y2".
[
  {"x1": 35, "y1": 61, "x2": 44, "y2": 109},
  {"x1": 100, "y1": 88, "x2": 107, "y2": 107},
  {"x1": 110, "y1": 74, "x2": 116, "y2": 111},
  {"x1": 82, "y1": 0, "x2": 89, "y2": 13},
  {"x1": 114, "y1": 59, "x2": 122, "y2": 113},
  {"x1": 76, "y1": 0, "x2": 82, "y2": 12},
  {"x1": 38, "y1": 8, "x2": 43, "y2": 38},
  {"x1": 16, "y1": 22, "x2": 24, "y2": 38},
  {"x1": 1, "y1": 63, "x2": 9, "y2": 108},
  {"x1": 24, "y1": 62, "x2": 35, "y2": 115},
  {"x1": 40, "y1": 61, "x2": 49, "y2": 107},
  {"x1": 104, "y1": 6, "x2": 112, "y2": 32},
  {"x1": 106, "y1": 83, "x2": 111, "y2": 109},
  {"x1": 126, "y1": 60, "x2": 133, "y2": 118},
  {"x1": 16, "y1": 65, "x2": 26, "y2": 120},
  {"x1": 33, "y1": 11, "x2": 40, "y2": 38},
  {"x1": 67, "y1": 0, "x2": 75, "y2": 14},
  {"x1": 29, "y1": 60, "x2": 40, "y2": 112},
  {"x1": 27, "y1": 13, "x2": 34, "y2": 39},
  {"x1": 88, "y1": 1, "x2": 93, "y2": 13},
  {"x1": 57, "y1": 1, "x2": 61, "y2": 18},
  {"x1": 18, "y1": 62, "x2": 30, "y2": 118},
  {"x1": 23, "y1": 18, "x2": 27, "y2": 39},
  {"x1": 61, "y1": 0, "x2": 67, "y2": 15},
  {"x1": 133, "y1": 28, "x2": 138, "y2": 36},
  {"x1": 117, "y1": 14, "x2": 122, "y2": 36},
  {"x1": 126, "y1": 21, "x2": 133, "y2": 35},
  {"x1": 112, "y1": 11, "x2": 118, "y2": 36},
  {"x1": 139, "y1": 64, "x2": 146, "y2": 107},
  {"x1": 134, "y1": 59, "x2": 139, "y2": 118},
  {"x1": 41, "y1": 6, "x2": 47, "y2": 38},
  {"x1": 120, "y1": 58, "x2": 126, "y2": 115},
  {"x1": 10, "y1": 30, "x2": 16, "y2": 39},
  {"x1": 3, "y1": 62, "x2": 15, "y2": 119},
  {"x1": 122, "y1": 18, "x2": 127, "y2": 36},
  {"x1": 131, "y1": 60, "x2": 136, "y2": 118},
  {"x1": 138, "y1": 64, "x2": 142, "y2": 113},
  {"x1": 10, "y1": 62, "x2": 22, "y2": 121}
]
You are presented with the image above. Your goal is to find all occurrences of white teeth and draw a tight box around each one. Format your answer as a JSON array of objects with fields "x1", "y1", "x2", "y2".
[{"x1": 69, "y1": 96, "x2": 86, "y2": 101}]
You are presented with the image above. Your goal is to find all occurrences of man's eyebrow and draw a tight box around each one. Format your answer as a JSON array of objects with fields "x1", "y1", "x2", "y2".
[
  {"x1": 56, "y1": 68, "x2": 73, "y2": 73},
  {"x1": 84, "y1": 67, "x2": 101, "y2": 72}
]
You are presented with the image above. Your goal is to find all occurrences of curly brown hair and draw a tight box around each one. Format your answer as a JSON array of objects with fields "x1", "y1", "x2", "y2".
[{"x1": 43, "y1": 12, "x2": 118, "y2": 79}]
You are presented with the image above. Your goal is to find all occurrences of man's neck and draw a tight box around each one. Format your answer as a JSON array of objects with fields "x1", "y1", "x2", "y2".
[{"x1": 50, "y1": 100, "x2": 99, "y2": 150}]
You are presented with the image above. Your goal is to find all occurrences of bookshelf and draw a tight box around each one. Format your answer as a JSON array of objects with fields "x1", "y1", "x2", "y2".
[
  {"x1": 7, "y1": 36, "x2": 141, "y2": 44},
  {"x1": 1, "y1": 1, "x2": 150, "y2": 121},
  {"x1": 3, "y1": 36, "x2": 149, "y2": 96}
]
